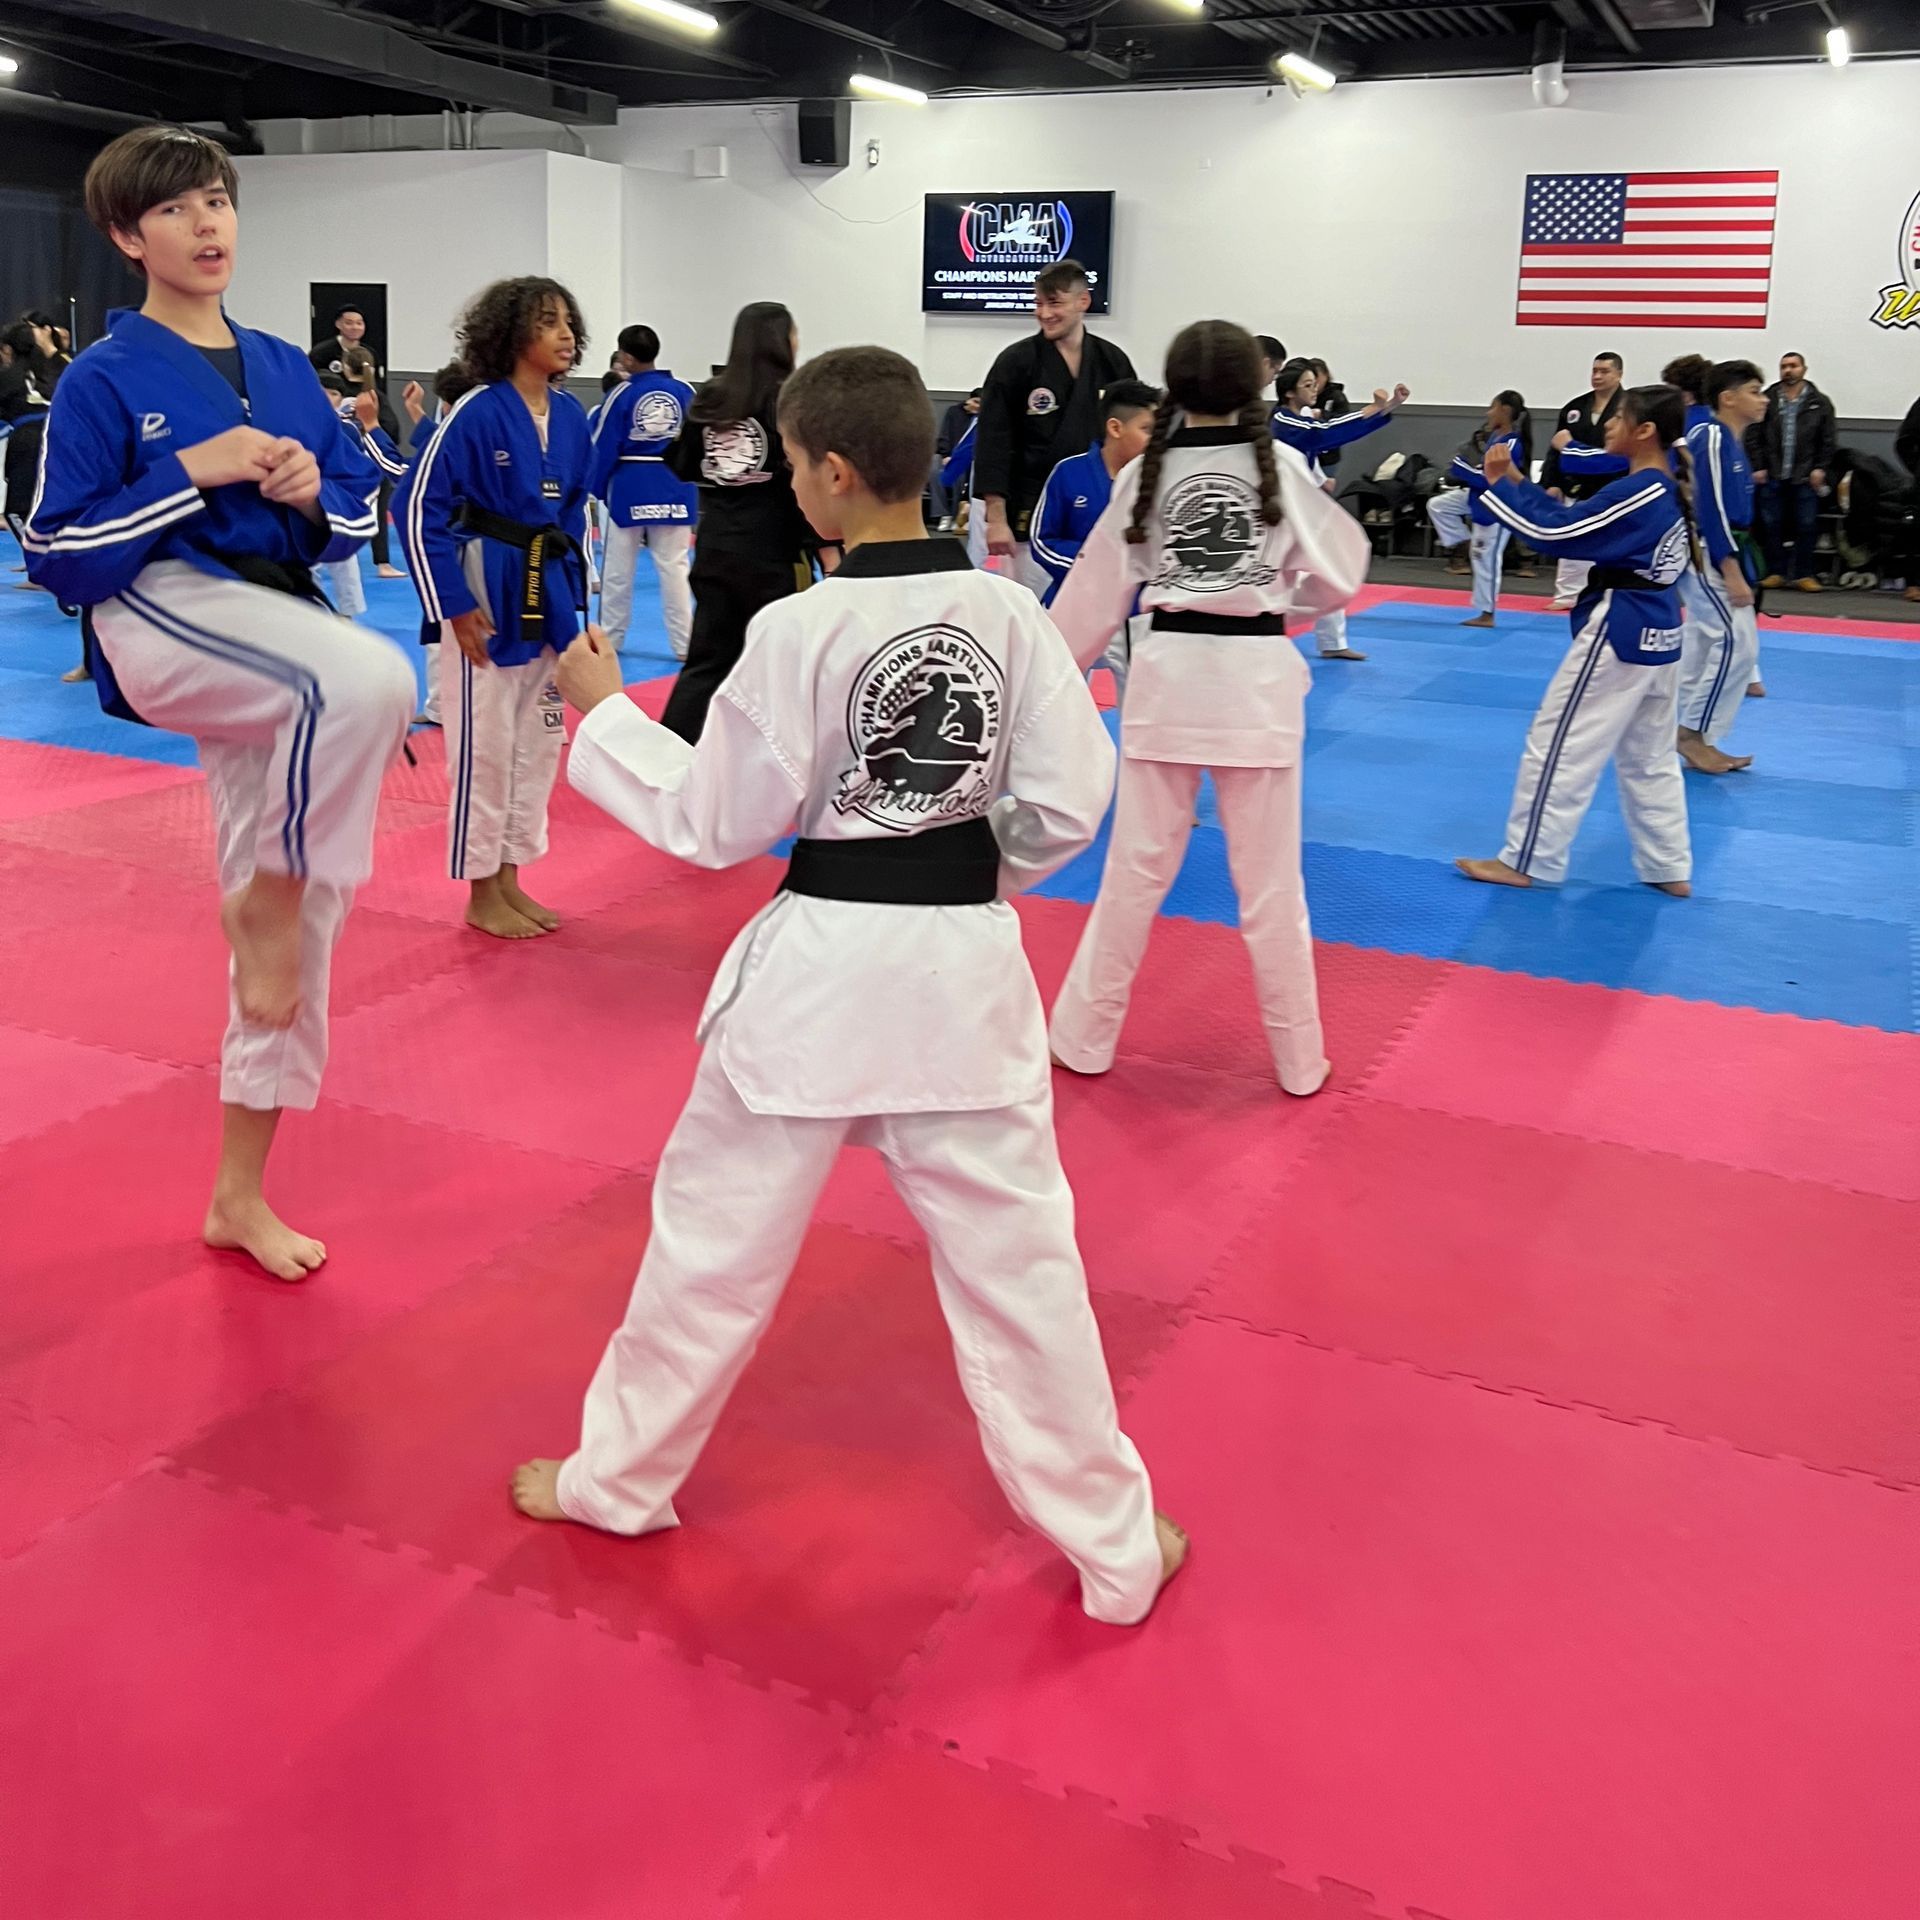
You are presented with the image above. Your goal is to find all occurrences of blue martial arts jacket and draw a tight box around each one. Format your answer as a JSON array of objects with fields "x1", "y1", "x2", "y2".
[
  {"x1": 1482, "y1": 468, "x2": 1689, "y2": 665},
  {"x1": 588, "y1": 370, "x2": 698, "y2": 529},
  {"x1": 1446, "y1": 429, "x2": 1527, "y2": 528},
  {"x1": 1028, "y1": 442, "x2": 1117, "y2": 603},
  {"x1": 398, "y1": 381, "x2": 592, "y2": 667},
  {"x1": 1270, "y1": 404, "x2": 1394, "y2": 481},
  {"x1": 1687, "y1": 415, "x2": 1757, "y2": 580},
  {"x1": 25, "y1": 308, "x2": 381, "y2": 613},
  {"x1": 1555, "y1": 405, "x2": 1714, "y2": 486}
]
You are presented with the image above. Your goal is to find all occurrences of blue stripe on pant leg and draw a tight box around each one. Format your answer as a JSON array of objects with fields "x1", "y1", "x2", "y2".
[
  {"x1": 1515, "y1": 621, "x2": 1609, "y2": 875},
  {"x1": 120, "y1": 586, "x2": 325, "y2": 881},
  {"x1": 1691, "y1": 570, "x2": 1738, "y2": 736}
]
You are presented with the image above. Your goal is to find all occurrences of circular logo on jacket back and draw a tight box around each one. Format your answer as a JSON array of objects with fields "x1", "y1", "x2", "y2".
[
  {"x1": 701, "y1": 417, "x2": 770, "y2": 484},
  {"x1": 1154, "y1": 472, "x2": 1279, "y2": 595},
  {"x1": 632, "y1": 390, "x2": 684, "y2": 441},
  {"x1": 1027, "y1": 388, "x2": 1059, "y2": 416},
  {"x1": 834, "y1": 625, "x2": 1005, "y2": 832}
]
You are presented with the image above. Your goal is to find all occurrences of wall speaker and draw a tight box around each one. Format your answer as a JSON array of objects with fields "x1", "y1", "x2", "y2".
[{"x1": 797, "y1": 99, "x2": 851, "y2": 169}]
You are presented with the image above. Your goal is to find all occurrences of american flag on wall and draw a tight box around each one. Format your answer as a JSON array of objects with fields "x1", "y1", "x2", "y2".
[{"x1": 1516, "y1": 171, "x2": 1778, "y2": 328}]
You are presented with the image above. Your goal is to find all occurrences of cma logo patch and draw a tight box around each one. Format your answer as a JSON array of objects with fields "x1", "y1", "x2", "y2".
[
  {"x1": 631, "y1": 390, "x2": 684, "y2": 441},
  {"x1": 1155, "y1": 472, "x2": 1279, "y2": 595},
  {"x1": 140, "y1": 413, "x2": 170, "y2": 442},
  {"x1": 1027, "y1": 388, "x2": 1059, "y2": 417},
  {"x1": 835, "y1": 624, "x2": 1005, "y2": 832}
]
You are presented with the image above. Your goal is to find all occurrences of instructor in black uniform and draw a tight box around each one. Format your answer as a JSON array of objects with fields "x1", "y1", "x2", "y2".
[{"x1": 975, "y1": 259, "x2": 1134, "y2": 596}]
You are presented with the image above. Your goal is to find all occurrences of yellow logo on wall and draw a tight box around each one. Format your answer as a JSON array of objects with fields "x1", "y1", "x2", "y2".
[{"x1": 1869, "y1": 189, "x2": 1920, "y2": 329}]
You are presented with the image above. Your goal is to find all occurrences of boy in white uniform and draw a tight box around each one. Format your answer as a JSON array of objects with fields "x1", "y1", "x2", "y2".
[{"x1": 512, "y1": 345, "x2": 1186, "y2": 1624}]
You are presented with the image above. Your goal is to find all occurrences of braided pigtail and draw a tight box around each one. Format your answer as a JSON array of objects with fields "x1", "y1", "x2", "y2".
[
  {"x1": 1671, "y1": 440, "x2": 1704, "y2": 577},
  {"x1": 1241, "y1": 400, "x2": 1284, "y2": 526},
  {"x1": 1126, "y1": 392, "x2": 1180, "y2": 546}
]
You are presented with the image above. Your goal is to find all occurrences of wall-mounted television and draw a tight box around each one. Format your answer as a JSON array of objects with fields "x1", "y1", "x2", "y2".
[{"x1": 921, "y1": 192, "x2": 1114, "y2": 315}]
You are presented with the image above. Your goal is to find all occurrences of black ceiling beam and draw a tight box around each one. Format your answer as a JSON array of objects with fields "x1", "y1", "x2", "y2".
[
  {"x1": 926, "y1": 0, "x2": 1132, "y2": 80},
  {"x1": 17, "y1": 0, "x2": 620, "y2": 120},
  {"x1": 1586, "y1": 0, "x2": 1642, "y2": 52},
  {"x1": 740, "y1": 0, "x2": 954, "y2": 71}
]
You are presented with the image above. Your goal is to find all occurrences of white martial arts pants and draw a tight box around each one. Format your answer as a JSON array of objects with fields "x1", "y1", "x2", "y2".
[
  {"x1": 557, "y1": 1045, "x2": 1165, "y2": 1626},
  {"x1": 1677, "y1": 568, "x2": 1758, "y2": 746},
  {"x1": 1050, "y1": 754, "x2": 1326, "y2": 1093},
  {"x1": 600, "y1": 521, "x2": 694, "y2": 660},
  {"x1": 1428, "y1": 492, "x2": 1509, "y2": 616},
  {"x1": 93, "y1": 561, "x2": 415, "y2": 1109},
  {"x1": 1309, "y1": 608, "x2": 1354, "y2": 656},
  {"x1": 318, "y1": 553, "x2": 366, "y2": 619},
  {"x1": 419, "y1": 641, "x2": 441, "y2": 725},
  {"x1": 439, "y1": 637, "x2": 565, "y2": 881},
  {"x1": 1499, "y1": 616, "x2": 1691, "y2": 887},
  {"x1": 1552, "y1": 558, "x2": 1592, "y2": 608}
]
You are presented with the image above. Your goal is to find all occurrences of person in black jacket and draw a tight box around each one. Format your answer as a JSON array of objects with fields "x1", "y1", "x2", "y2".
[
  {"x1": 1746, "y1": 352, "x2": 1837, "y2": 591},
  {"x1": 1538, "y1": 350, "x2": 1625, "y2": 608},
  {"x1": 659, "y1": 300, "x2": 818, "y2": 743},
  {"x1": 974, "y1": 259, "x2": 1134, "y2": 595},
  {"x1": 1897, "y1": 392, "x2": 1920, "y2": 603},
  {"x1": 932, "y1": 387, "x2": 980, "y2": 526}
]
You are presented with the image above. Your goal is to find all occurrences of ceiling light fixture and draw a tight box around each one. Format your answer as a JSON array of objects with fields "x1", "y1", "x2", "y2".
[
  {"x1": 0, "y1": 53, "x2": 19, "y2": 75},
  {"x1": 1274, "y1": 50, "x2": 1335, "y2": 92},
  {"x1": 1825, "y1": 24, "x2": 1851, "y2": 64},
  {"x1": 849, "y1": 71, "x2": 928, "y2": 105},
  {"x1": 613, "y1": 0, "x2": 720, "y2": 39},
  {"x1": 1160, "y1": 0, "x2": 1207, "y2": 14}
]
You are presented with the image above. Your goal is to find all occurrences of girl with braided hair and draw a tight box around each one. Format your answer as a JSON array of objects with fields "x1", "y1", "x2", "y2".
[{"x1": 1046, "y1": 319, "x2": 1370, "y2": 1097}]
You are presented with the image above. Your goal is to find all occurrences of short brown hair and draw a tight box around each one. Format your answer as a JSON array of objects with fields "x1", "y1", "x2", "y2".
[
  {"x1": 1034, "y1": 259, "x2": 1089, "y2": 300},
  {"x1": 777, "y1": 346, "x2": 934, "y2": 504},
  {"x1": 84, "y1": 126, "x2": 239, "y2": 268}
]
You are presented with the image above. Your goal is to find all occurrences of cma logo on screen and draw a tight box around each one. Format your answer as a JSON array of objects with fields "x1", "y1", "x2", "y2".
[{"x1": 958, "y1": 200, "x2": 1075, "y2": 265}]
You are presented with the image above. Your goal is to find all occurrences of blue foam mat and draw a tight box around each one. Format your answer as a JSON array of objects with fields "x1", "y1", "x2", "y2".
[{"x1": 2, "y1": 543, "x2": 1915, "y2": 1033}]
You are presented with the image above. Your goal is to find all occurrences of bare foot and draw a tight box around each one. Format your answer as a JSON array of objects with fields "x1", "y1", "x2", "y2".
[
  {"x1": 1747, "y1": 681, "x2": 1766, "y2": 698},
  {"x1": 466, "y1": 875, "x2": 545, "y2": 940},
  {"x1": 499, "y1": 871, "x2": 560, "y2": 932},
  {"x1": 204, "y1": 1194, "x2": 327, "y2": 1282},
  {"x1": 376, "y1": 564, "x2": 407, "y2": 579},
  {"x1": 1647, "y1": 879, "x2": 1692, "y2": 897},
  {"x1": 1280, "y1": 1058, "x2": 1333, "y2": 1098},
  {"x1": 61, "y1": 662, "x2": 91, "y2": 683},
  {"x1": 1677, "y1": 729, "x2": 1741, "y2": 776},
  {"x1": 510, "y1": 1458, "x2": 568, "y2": 1521},
  {"x1": 1154, "y1": 1512, "x2": 1190, "y2": 1598},
  {"x1": 1319, "y1": 647, "x2": 1368, "y2": 661},
  {"x1": 221, "y1": 875, "x2": 304, "y2": 1029},
  {"x1": 1456, "y1": 856, "x2": 1530, "y2": 888},
  {"x1": 1460, "y1": 613, "x2": 1496, "y2": 629}
]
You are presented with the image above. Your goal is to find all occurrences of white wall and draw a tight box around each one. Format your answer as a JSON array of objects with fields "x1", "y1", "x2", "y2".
[
  {"x1": 545, "y1": 151, "x2": 624, "y2": 367},
  {"x1": 590, "y1": 63, "x2": 1920, "y2": 415},
  {"x1": 230, "y1": 148, "x2": 620, "y2": 370}
]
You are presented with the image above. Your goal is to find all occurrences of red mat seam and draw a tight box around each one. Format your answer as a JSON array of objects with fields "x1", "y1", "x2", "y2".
[
  {"x1": 0, "y1": 1431, "x2": 166, "y2": 1567},
  {"x1": 1180, "y1": 1312, "x2": 1919, "y2": 1496}
]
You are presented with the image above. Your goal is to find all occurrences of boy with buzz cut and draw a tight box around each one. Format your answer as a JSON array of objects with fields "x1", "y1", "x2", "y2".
[
  {"x1": 513, "y1": 344, "x2": 1187, "y2": 1626},
  {"x1": 26, "y1": 124, "x2": 415, "y2": 1282}
]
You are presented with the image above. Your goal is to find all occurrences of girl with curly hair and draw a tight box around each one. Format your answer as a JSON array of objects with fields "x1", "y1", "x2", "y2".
[{"x1": 401, "y1": 276, "x2": 595, "y2": 939}]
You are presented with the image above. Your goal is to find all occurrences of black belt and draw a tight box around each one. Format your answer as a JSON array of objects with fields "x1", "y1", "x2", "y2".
[
  {"x1": 452, "y1": 502, "x2": 585, "y2": 641},
  {"x1": 1149, "y1": 609, "x2": 1288, "y2": 635},
  {"x1": 205, "y1": 550, "x2": 323, "y2": 604},
  {"x1": 781, "y1": 818, "x2": 1000, "y2": 906}
]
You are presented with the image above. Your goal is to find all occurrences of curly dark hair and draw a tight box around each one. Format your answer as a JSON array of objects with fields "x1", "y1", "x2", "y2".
[{"x1": 455, "y1": 276, "x2": 587, "y2": 385}]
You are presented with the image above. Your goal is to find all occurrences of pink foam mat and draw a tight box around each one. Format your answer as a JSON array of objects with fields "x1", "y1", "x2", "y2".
[
  {"x1": 0, "y1": 1023, "x2": 185, "y2": 1147},
  {"x1": 891, "y1": 1320, "x2": 1920, "y2": 1920},
  {"x1": 732, "y1": 1738, "x2": 1393, "y2": 1919},
  {"x1": 2, "y1": 1070, "x2": 614, "y2": 1373},
  {"x1": 0, "y1": 739, "x2": 196, "y2": 825},
  {"x1": 172, "y1": 1177, "x2": 1178, "y2": 1708},
  {"x1": 1368, "y1": 966, "x2": 1920, "y2": 1200},
  {"x1": 0, "y1": 1468, "x2": 846, "y2": 1920},
  {"x1": 1200, "y1": 1097, "x2": 1920, "y2": 1484}
]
